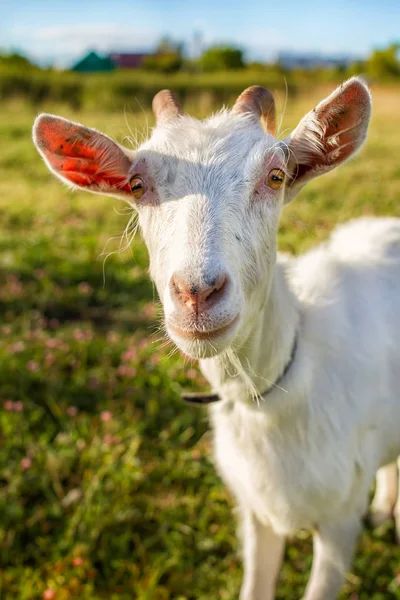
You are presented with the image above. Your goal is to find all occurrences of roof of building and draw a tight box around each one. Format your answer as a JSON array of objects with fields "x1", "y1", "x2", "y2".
[
  {"x1": 72, "y1": 51, "x2": 115, "y2": 72},
  {"x1": 108, "y1": 53, "x2": 148, "y2": 68}
]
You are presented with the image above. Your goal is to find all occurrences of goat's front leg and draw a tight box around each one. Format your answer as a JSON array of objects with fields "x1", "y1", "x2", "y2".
[
  {"x1": 370, "y1": 462, "x2": 398, "y2": 527},
  {"x1": 394, "y1": 457, "x2": 400, "y2": 543},
  {"x1": 302, "y1": 515, "x2": 361, "y2": 600},
  {"x1": 239, "y1": 510, "x2": 285, "y2": 600}
]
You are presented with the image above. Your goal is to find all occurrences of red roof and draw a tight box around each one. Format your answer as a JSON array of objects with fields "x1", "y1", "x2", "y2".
[{"x1": 108, "y1": 53, "x2": 148, "y2": 68}]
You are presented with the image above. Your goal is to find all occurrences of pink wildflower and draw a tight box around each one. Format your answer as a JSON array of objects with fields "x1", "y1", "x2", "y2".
[
  {"x1": 78, "y1": 282, "x2": 93, "y2": 295},
  {"x1": 7, "y1": 341, "x2": 25, "y2": 353},
  {"x1": 121, "y1": 348, "x2": 137, "y2": 362},
  {"x1": 103, "y1": 434, "x2": 121, "y2": 445},
  {"x1": 117, "y1": 365, "x2": 136, "y2": 377},
  {"x1": 46, "y1": 338, "x2": 60, "y2": 349},
  {"x1": 187, "y1": 369, "x2": 198, "y2": 380},
  {"x1": 27, "y1": 360, "x2": 40, "y2": 372},
  {"x1": 106, "y1": 331, "x2": 119, "y2": 344},
  {"x1": 44, "y1": 352, "x2": 56, "y2": 368},
  {"x1": 143, "y1": 303, "x2": 156, "y2": 318},
  {"x1": 21, "y1": 457, "x2": 32, "y2": 470},
  {"x1": 100, "y1": 410, "x2": 112, "y2": 422},
  {"x1": 73, "y1": 329, "x2": 85, "y2": 342}
]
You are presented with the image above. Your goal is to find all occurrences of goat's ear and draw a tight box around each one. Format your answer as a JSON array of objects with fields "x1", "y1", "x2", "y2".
[
  {"x1": 285, "y1": 77, "x2": 371, "y2": 203},
  {"x1": 33, "y1": 114, "x2": 133, "y2": 199}
]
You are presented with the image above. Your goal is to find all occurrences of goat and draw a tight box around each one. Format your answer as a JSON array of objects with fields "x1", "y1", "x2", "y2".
[{"x1": 33, "y1": 77, "x2": 400, "y2": 600}]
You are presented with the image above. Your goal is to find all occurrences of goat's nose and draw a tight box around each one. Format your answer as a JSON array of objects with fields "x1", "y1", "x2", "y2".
[{"x1": 170, "y1": 272, "x2": 228, "y2": 313}]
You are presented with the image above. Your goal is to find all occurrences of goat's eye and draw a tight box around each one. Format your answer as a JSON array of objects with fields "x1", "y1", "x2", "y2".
[
  {"x1": 268, "y1": 169, "x2": 285, "y2": 190},
  {"x1": 130, "y1": 176, "x2": 146, "y2": 200}
]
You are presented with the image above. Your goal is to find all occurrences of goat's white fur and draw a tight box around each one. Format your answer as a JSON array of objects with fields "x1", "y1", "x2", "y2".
[{"x1": 33, "y1": 77, "x2": 400, "y2": 599}]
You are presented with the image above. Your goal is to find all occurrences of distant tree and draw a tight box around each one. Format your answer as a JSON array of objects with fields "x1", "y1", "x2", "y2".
[
  {"x1": 0, "y1": 52, "x2": 36, "y2": 70},
  {"x1": 365, "y1": 44, "x2": 400, "y2": 78},
  {"x1": 143, "y1": 36, "x2": 184, "y2": 73},
  {"x1": 199, "y1": 46, "x2": 245, "y2": 71},
  {"x1": 346, "y1": 60, "x2": 366, "y2": 78},
  {"x1": 143, "y1": 53, "x2": 183, "y2": 74},
  {"x1": 156, "y1": 36, "x2": 184, "y2": 57}
]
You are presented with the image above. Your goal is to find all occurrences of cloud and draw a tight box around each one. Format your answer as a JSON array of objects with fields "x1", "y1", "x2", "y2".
[{"x1": 12, "y1": 23, "x2": 159, "y2": 58}]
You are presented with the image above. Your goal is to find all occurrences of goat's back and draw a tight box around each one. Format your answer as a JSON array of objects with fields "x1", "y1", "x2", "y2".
[
  {"x1": 328, "y1": 217, "x2": 400, "y2": 262},
  {"x1": 288, "y1": 217, "x2": 400, "y2": 464}
]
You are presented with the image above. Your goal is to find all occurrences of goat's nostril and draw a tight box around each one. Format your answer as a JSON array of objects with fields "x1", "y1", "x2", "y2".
[
  {"x1": 200, "y1": 274, "x2": 228, "y2": 303},
  {"x1": 170, "y1": 272, "x2": 229, "y2": 312}
]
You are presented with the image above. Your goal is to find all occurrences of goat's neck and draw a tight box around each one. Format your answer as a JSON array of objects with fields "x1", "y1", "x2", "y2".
[{"x1": 200, "y1": 261, "x2": 299, "y2": 402}]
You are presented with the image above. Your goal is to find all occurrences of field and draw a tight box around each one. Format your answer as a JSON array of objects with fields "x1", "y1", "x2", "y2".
[{"x1": 1, "y1": 84, "x2": 400, "y2": 600}]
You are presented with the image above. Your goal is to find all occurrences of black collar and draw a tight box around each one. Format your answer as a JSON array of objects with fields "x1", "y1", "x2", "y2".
[{"x1": 181, "y1": 332, "x2": 298, "y2": 406}]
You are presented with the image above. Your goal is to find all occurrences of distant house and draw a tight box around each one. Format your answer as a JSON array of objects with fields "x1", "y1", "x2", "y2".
[
  {"x1": 108, "y1": 53, "x2": 148, "y2": 69},
  {"x1": 71, "y1": 51, "x2": 149, "y2": 73},
  {"x1": 72, "y1": 51, "x2": 115, "y2": 73},
  {"x1": 277, "y1": 51, "x2": 354, "y2": 70}
]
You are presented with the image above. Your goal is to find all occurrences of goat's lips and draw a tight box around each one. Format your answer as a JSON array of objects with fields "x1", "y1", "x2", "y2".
[{"x1": 167, "y1": 315, "x2": 239, "y2": 341}]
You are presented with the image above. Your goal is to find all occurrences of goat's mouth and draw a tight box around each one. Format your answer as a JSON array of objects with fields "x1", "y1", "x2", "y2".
[
  {"x1": 166, "y1": 314, "x2": 240, "y2": 357},
  {"x1": 169, "y1": 315, "x2": 239, "y2": 340}
]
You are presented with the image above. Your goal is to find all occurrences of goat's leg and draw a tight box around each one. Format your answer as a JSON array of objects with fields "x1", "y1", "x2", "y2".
[
  {"x1": 370, "y1": 462, "x2": 398, "y2": 527},
  {"x1": 302, "y1": 515, "x2": 361, "y2": 600},
  {"x1": 393, "y1": 457, "x2": 400, "y2": 543},
  {"x1": 239, "y1": 511, "x2": 285, "y2": 600}
]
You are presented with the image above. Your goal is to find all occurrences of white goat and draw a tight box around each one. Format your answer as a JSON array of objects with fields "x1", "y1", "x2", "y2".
[{"x1": 33, "y1": 78, "x2": 400, "y2": 600}]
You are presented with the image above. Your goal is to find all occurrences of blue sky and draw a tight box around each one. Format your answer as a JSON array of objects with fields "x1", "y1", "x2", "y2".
[{"x1": 1, "y1": 0, "x2": 399, "y2": 66}]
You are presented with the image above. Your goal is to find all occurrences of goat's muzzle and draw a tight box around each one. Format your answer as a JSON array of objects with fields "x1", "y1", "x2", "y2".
[{"x1": 169, "y1": 272, "x2": 228, "y2": 316}]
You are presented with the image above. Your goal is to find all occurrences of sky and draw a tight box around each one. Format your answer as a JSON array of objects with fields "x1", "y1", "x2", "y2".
[{"x1": 1, "y1": 0, "x2": 399, "y2": 67}]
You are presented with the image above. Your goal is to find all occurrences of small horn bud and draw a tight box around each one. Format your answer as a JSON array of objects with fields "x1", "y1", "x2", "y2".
[
  {"x1": 234, "y1": 86, "x2": 276, "y2": 135},
  {"x1": 152, "y1": 89, "x2": 183, "y2": 123}
]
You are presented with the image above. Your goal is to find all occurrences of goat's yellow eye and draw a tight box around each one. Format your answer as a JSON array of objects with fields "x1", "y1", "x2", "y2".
[
  {"x1": 130, "y1": 176, "x2": 146, "y2": 200},
  {"x1": 268, "y1": 169, "x2": 285, "y2": 190}
]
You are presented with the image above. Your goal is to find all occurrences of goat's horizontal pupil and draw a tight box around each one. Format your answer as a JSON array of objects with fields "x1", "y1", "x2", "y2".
[
  {"x1": 129, "y1": 176, "x2": 146, "y2": 199},
  {"x1": 267, "y1": 168, "x2": 285, "y2": 190}
]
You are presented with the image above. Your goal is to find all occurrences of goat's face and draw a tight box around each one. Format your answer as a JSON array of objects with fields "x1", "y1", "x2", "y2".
[
  {"x1": 33, "y1": 79, "x2": 371, "y2": 359},
  {"x1": 136, "y1": 110, "x2": 285, "y2": 358}
]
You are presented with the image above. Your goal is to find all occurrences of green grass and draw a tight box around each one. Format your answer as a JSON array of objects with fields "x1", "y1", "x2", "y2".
[
  {"x1": 0, "y1": 67, "x2": 295, "y2": 112},
  {"x1": 1, "y1": 85, "x2": 400, "y2": 600}
]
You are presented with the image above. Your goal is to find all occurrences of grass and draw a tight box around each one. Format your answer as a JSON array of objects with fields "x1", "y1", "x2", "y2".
[
  {"x1": 1, "y1": 83, "x2": 400, "y2": 600},
  {"x1": 0, "y1": 66, "x2": 295, "y2": 111}
]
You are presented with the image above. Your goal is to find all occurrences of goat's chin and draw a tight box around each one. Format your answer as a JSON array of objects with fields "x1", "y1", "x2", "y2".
[{"x1": 171, "y1": 336, "x2": 232, "y2": 359}]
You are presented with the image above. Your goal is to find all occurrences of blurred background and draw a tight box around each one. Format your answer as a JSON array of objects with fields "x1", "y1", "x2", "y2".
[{"x1": 1, "y1": 1, "x2": 400, "y2": 599}]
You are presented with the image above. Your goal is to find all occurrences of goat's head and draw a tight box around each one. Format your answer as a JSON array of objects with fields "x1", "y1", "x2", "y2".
[{"x1": 33, "y1": 78, "x2": 371, "y2": 359}]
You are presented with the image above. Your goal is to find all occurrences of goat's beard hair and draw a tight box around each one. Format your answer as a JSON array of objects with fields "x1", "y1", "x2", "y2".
[{"x1": 212, "y1": 347, "x2": 262, "y2": 404}]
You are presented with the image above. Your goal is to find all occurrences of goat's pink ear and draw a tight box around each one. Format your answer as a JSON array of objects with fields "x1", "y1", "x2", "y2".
[
  {"x1": 285, "y1": 77, "x2": 371, "y2": 203},
  {"x1": 33, "y1": 114, "x2": 133, "y2": 198}
]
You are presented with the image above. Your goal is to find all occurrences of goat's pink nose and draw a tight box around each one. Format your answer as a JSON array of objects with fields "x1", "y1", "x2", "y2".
[{"x1": 170, "y1": 272, "x2": 228, "y2": 313}]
